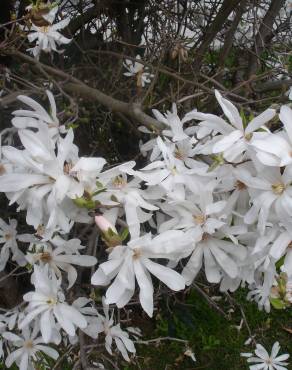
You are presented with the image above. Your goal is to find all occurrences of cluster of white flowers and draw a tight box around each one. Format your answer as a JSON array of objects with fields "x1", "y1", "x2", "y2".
[{"x1": 0, "y1": 88, "x2": 291, "y2": 368}]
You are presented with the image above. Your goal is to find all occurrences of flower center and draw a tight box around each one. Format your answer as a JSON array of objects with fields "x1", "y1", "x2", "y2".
[
  {"x1": 112, "y1": 176, "x2": 127, "y2": 188},
  {"x1": 132, "y1": 248, "x2": 142, "y2": 260},
  {"x1": 193, "y1": 214, "x2": 206, "y2": 225},
  {"x1": 40, "y1": 25, "x2": 50, "y2": 33},
  {"x1": 201, "y1": 232, "x2": 210, "y2": 241},
  {"x1": 4, "y1": 233, "x2": 12, "y2": 241},
  {"x1": 271, "y1": 182, "x2": 285, "y2": 195},
  {"x1": 244, "y1": 133, "x2": 253, "y2": 141},
  {"x1": 171, "y1": 166, "x2": 177, "y2": 175},
  {"x1": 36, "y1": 224, "x2": 45, "y2": 237},
  {"x1": 24, "y1": 340, "x2": 34, "y2": 349},
  {"x1": 40, "y1": 252, "x2": 52, "y2": 263},
  {"x1": 235, "y1": 180, "x2": 247, "y2": 190},
  {"x1": 46, "y1": 297, "x2": 57, "y2": 306},
  {"x1": 174, "y1": 149, "x2": 185, "y2": 160},
  {"x1": 0, "y1": 164, "x2": 6, "y2": 175},
  {"x1": 63, "y1": 162, "x2": 74, "y2": 175},
  {"x1": 265, "y1": 358, "x2": 273, "y2": 365}
]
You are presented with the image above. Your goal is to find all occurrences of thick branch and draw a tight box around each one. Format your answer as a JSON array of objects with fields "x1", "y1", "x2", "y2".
[
  {"x1": 66, "y1": 2, "x2": 107, "y2": 36},
  {"x1": 195, "y1": 0, "x2": 242, "y2": 70},
  {"x1": 255, "y1": 79, "x2": 292, "y2": 93},
  {"x1": 4, "y1": 50, "x2": 163, "y2": 130},
  {"x1": 247, "y1": 0, "x2": 286, "y2": 78},
  {"x1": 218, "y1": 0, "x2": 248, "y2": 68}
]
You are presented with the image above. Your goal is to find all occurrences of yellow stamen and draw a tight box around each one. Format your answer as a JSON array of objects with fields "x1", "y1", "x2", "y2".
[
  {"x1": 193, "y1": 214, "x2": 206, "y2": 225},
  {"x1": 40, "y1": 252, "x2": 52, "y2": 263},
  {"x1": 271, "y1": 183, "x2": 285, "y2": 195}
]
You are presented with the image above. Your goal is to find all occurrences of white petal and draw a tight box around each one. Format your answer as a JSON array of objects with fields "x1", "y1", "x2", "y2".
[
  {"x1": 215, "y1": 90, "x2": 243, "y2": 130},
  {"x1": 213, "y1": 130, "x2": 243, "y2": 153},
  {"x1": 279, "y1": 105, "x2": 292, "y2": 144},
  {"x1": 40, "y1": 309, "x2": 52, "y2": 343},
  {"x1": 245, "y1": 109, "x2": 276, "y2": 134},
  {"x1": 133, "y1": 260, "x2": 154, "y2": 317},
  {"x1": 35, "y1": 344, "x2": 59, "y2": 360},
  {"x1": 142, "y1": 258, "x2": 185, "y2": 291}
]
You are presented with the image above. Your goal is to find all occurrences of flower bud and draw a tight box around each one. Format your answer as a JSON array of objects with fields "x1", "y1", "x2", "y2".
[
  {"x1": 95, "y1": 215, "x2": 121, "y2": 248},
  {"x1": 94, "y1": 215, "x2": 117, "y2": 234}
]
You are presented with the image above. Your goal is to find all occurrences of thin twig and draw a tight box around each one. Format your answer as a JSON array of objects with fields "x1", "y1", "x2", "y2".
[{"x1": 192, "y1": 283, "x2": 230, "y2": 320}]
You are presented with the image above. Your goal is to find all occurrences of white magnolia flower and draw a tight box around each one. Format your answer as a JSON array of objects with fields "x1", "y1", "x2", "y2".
[
  {"x1": 182, "y1": 231, "x2": 246, "y2": 285},
  {"x1": 247, "y1": 284, "x2": 271, "y2": 313},
  {"x1": 3, "y1": 325, "x2": 58, "y2": 370},
  {"x1": 19, "y1": 265, "x2": 87, "y2": 342},
  {"x1": 0, "y1": 315, "x2": 7, "y2": 359},
  {"x1": 12, "y1": 91, "x2": 66, "y2": 139},
  {"x1": 135, "y1": 137, "x2": 208, "y2": 200},
  {"x1": 286, "y1": 87, "x2": 292, "y2": 100},
  {"x1": 25, "y1": 236, "x2": 97, "y2": 288},
  {"x1": 123, "y1": 55, "x2": 154, "y2": 87},
  {"x1": 71, "y1": 297, "x2": 101, "y2": 340},
  {"x1": 91, "y1": 231, "x2": 191, "y2": 317},
  {"x1": 95, "y1": 298, "x2": 136, "y2": 362},
  {"x1": 252, "y1": 106, "x2": 292, "y2": 167},
  {"x1": 0, "y1": 122, "x2": 105, "y2": 234},
  {"x1": 159, "y1": 187, "x2": 226, "y2": 239},
  {"x1": 27, "y1": 17, "x2": 71, "y2": 58},
  {"x1": 269, "y1": 230, "x2": 292, "y2": 277},
  {"x1": 0, "y1": 218, "x2": 26, "y2": 271},
  {"x1": 217, "y1": 164, "x2": 251, "y2": 221},
  {"x1": 234, "y1": 164, "x2": 292, "y2": 234},
  {"x1": 186, "y1": 90, "x2": 274, "y2": 162},
  {"x1": 95, "y1": 162, "x2": 158, "y2": 239},
  {"x1": 152, "y1": 104, "x2": 189, "y2": 142},
  {"x1": 241, "y1": 342, "x2": 289, "y2": 370}
]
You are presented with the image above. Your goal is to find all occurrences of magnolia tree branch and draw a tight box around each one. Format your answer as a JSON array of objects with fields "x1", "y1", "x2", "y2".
[
  {"x1": 247, "y1": 0, "x2": 287, "y2": 78},
  {"x1": 5, "y1": 50, "x2": 164, "y2": 130},
  {"x1": 194, "y1": 0, "x2": 243, "y2": 70}
]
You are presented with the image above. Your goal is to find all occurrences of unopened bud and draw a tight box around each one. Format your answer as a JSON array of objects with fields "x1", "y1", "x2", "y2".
[
  {"x1": 95, "y1": 215, "x2": 117, "y2": 234},
  {"x1": 95, "y1": 215, "x2": 121, "y2": 248}
]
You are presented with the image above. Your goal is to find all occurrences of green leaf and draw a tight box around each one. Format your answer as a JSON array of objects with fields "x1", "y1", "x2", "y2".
[
  {"x1": 270, "y1": 297, "x2": 286, "y2": 310},
  {"x1": 276, "y1": 255, "x2": 285, "y2": 270},
  {"x1": 120, "y1": 228, "x2": 129, "y2": 241},
  {"x1": 73, "y1": 197, "x2": 96, "y2": 209}
]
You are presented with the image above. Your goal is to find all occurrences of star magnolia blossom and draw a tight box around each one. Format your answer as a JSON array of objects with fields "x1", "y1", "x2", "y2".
[
  {"x1": 182, "y1": 230, "x2": 247, "y2": 285},
  {"x1": 135, "y1": 137, "x2": 209, "y2": 200},
  {"x1": 186, "y1": 90, "x2": 275, "y2": 162},
  {"x1": 252, "y1": 105, "x2": 292, "y2": 167},
  {"x1": 95, "y1": 161, "x2": 158, "y2": 239},
  {"x1": 95, "y1": 298, "x2": 136, "y2": 362},
  {"x1": 12, "y1": 91, "x2": 66, "y2": 140},
  {"x1": 152, "y1": 103, "x2": 189, "y2": 142},
  {"x1": 234, "y1": 164, "x2": 292, "y2": 234},
  {"x1": 0, "y1": 123, "x2": 105, "y2": 234},
  {"x1": 0, "y1": 218, "x2": 26, "y2": 270},
  {"x1": 25, "y1": 236, "x2": 97, "y2": 288},
  {"x1": 241, "y1": 342, "x2": 289, "y2": 370},
  {"x1": 19, "y1": 266, "x2": 87, "y2": 342},
  {"x1": 91, "y1": 231, "x2": 192, "y2": 317},
  {"x1": 123, "y1": 55, "x2": 154, "y2": 87},
  {"x1": 3, "y1": 325, "x2": 59, "y2": 370},
  {"x1": 27, "y1": 12, "x2": 71, "y2": 58}
]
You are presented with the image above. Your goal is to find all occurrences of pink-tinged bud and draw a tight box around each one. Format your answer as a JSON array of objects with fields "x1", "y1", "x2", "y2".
[{"x1": 95, "y1": 215, "x2": 117, "y2": 234}]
